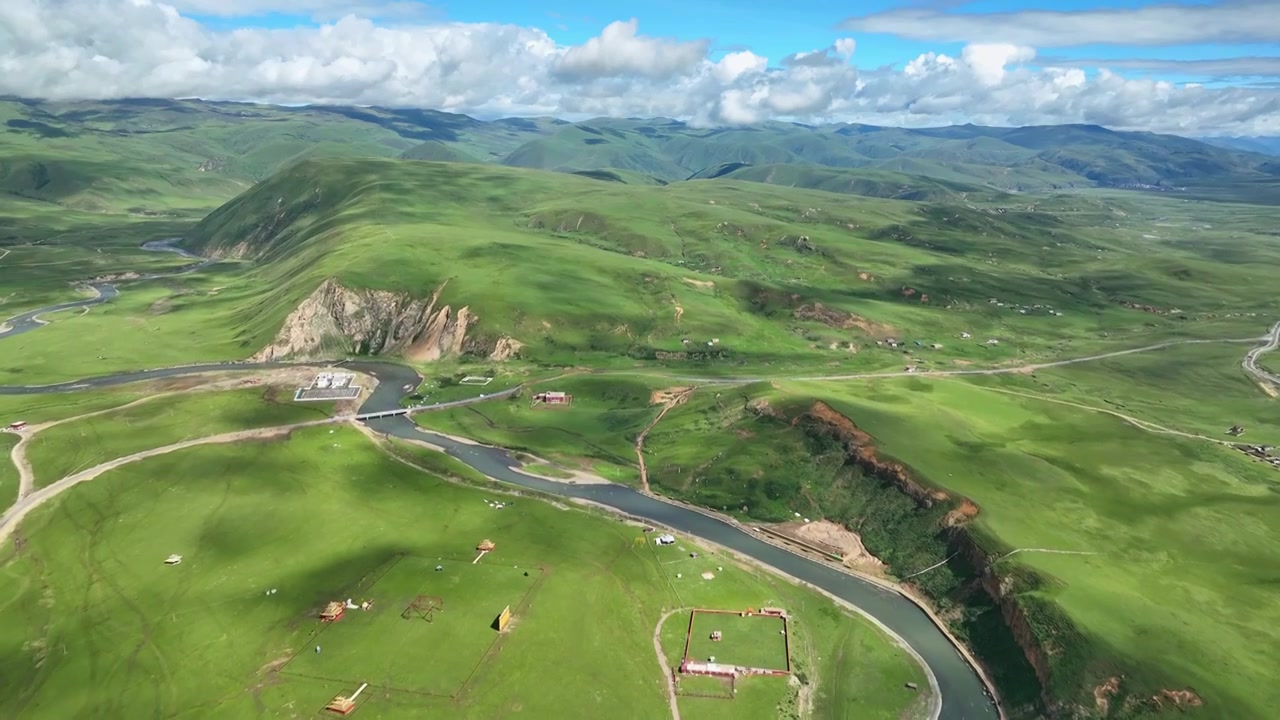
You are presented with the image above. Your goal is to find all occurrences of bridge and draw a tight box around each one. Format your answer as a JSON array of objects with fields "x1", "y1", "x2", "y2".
[{"x1": 351, "y1": 386, "x2": 522, "y2": 421}]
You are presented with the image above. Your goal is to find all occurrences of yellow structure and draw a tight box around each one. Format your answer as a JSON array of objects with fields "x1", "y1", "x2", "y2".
[{"x1": 497, "y1": 605, "x2": 513, "y2": 631}]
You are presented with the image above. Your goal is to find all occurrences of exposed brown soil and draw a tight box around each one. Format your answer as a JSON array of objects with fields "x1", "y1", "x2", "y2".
[
  {"x1": 488, "y1": 336, "x2": 524, "y2": 361},
  {"x1": 637, "y1": 388, "x2": 695, "y2": 492},
  {"x1": 650, "y1": 387, "x2": 694, "y2": 405},
  {"x1": 681, "y1": 278, "x2": 715, "y2": 289},
  {"x1": 802, "y1": 401, "x2": 950, "y2": 506},
  {"x1": 1093, "y1": 676, "x2": 1120, "y2": 715},
  {"x1": 255, "y1": 277, "x2": 512, "y2": 363},
  {"x1": 793, "y1": 303, "x2": 898, "y2": 338},
  {"x1": 1153, "y1": 689, "x2": 1203, "y2": 709},
  {"x1": 781, "y1": 520, "x2": 886, "y2": 572}
]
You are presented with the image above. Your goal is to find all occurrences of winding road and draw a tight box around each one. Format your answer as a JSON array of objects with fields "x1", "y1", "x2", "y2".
[
  {"x1": 4, "y1": 244, "x2": 1277, "y2": 720},
  {"x1": 1242, "y1": 321, "x2": 1280, "y2": 386}
]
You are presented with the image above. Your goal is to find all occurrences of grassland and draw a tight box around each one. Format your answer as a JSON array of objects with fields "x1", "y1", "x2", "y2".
[
  {"x1": 6, "y1": 109, "x2": 1280, "y2": 720},
  {"x1": 24, "y1": 385, "x2": 333, "y2": 488},
  {"x1": 413, "y1": 375, "x2": 672, "y2": 483},
  {"x1": 0, "y1": 433, "x2": 17, "y2": 510},
  {"x1": 0, "y1": 424, "x2": 925, "y2": 719},
  {"x1": 684, "y1": 611, "x2": 789, "y2": 671},
  {"x1": 419, "y1": 334, "x2": 1280, "y2": 718},
  {"x1": 782, "y1": 376, "x2": 1280, "y2": 718},
  {"x1": 6, "y1": 155, "x2": 1278, "y2": 387}
]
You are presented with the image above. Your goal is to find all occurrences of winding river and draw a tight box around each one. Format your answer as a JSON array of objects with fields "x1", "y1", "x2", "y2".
[{"x1": 0, "y1": 249, "x2": 1001, "y2": 720}]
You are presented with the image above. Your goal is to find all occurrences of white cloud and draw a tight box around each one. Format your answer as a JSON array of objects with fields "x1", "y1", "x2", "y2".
[
  {"x1": 961, "y1": 44, "x2": 1035, "y2": 87},
  {"x1": 0, "y1": 0, "x2": 1277, "y2": 135},
  {"x1": 1038, "y1": 55, "x2": 1280, "y2": 79},
  {"x1": 553, "y1": 19, "x2": 708, "y2": 79},
  {"x1": 841, "y1": 1, "x2": 1280, "y2": 48}
]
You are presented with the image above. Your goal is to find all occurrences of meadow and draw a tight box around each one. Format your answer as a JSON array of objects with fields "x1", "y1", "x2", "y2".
[
  {"x1": 0, "y1": 424, "x2": 926, "y2": 720},
  {"x1": 5, "y1": 130, "x2": 1280, "y2": 719},
  {"x1": 781, "y1": 374, "x2": 1280, "y2": 718},
  {"x1": 23, "y1": 385, "x2": 334, "y2": 488}
]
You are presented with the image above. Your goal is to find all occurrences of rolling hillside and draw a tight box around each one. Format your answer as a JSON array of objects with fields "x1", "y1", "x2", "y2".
[
  {"x1": 179, "y1": 157, "x2": 1279, "y2": 375},
  {"x1": 3, "y1": 98, "x2": 1275, "y2": 218},
  {"x1": 690, "y1": 163, "x2": 1007, "y2": 202},
  {"x1": 165, "y1": 156, "x2": 1280, "y2": 720}
]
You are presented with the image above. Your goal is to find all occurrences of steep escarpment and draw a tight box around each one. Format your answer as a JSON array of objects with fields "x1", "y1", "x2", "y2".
[
  {"x1": 253, "y1": 278, "x2": 519, "y2": 362},
  {"x1": 793, "y1": 401, "x2": 1205, "y2": 720},
  {"x1": 792, "y1": 402, "x2": 1064, "y2": 718}
]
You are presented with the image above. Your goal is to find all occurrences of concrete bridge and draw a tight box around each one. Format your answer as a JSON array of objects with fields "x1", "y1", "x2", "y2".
[{"x1": 352, "y1": 386, "x2": 522, "y2": 421}]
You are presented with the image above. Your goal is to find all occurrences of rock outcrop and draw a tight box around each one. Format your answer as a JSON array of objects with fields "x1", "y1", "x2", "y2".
[{"x1": 253, "y1": 278, "x2": 519, "y2": 363}]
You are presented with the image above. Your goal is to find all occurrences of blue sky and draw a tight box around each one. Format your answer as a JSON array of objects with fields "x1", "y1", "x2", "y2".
[
  {"x1": 10, "y1": 0, "x2": 1277, "y2": 134},
  {"x1": 189, "y1": 0, "x2": 1278, "y2": 87}
]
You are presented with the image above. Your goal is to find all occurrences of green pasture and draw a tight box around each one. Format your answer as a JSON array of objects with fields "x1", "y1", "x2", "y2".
[
  {"x1": 284, "y1": 555, "x2": 541, "y2": 697},
  {"x1": 780, "y1": 375, "x2": 1280, "y2": 717},
  {"x1": 0, "y1": 433, "x2": 17, "y2": 509},
  {"x1": 983, "y1": 340, "x2": 1280, "y2": 446},
  {"x1": 0, "y1": 425, "x2": 925, "y2": 719},
  {"x1": 24, "y1": 386, "x2": 332, "y2": 487},
  {"x1": 414, "y1": 375, "x2": 673, "y2": 480},
  {"x1": 685, "y1": 611, "x2": 789, "y2": 671}
]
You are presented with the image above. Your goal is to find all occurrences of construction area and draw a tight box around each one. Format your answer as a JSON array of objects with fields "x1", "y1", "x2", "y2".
[
  {"x1": 280, "y1": 551, "x2": 545, "y2": 702},
  {"x1": 678, "y1": 607, "x2": 792, "y2": 692},
  {"x1": 530, "y1": 390, "x2": 572, "y2": 409},
  {"x1": 295, "y1": 372, "x2": 362, "y2": 402}
]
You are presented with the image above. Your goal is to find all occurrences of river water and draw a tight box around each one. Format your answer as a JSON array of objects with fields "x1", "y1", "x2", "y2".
[{"x1": 0, "y1": 261, "x2": 1001, "y2": 720}]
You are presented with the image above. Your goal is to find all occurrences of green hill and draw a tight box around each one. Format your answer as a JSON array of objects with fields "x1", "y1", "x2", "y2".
[
  {"x1": 399, "y1": 140, "x2": 480, "y2": 163},
  {"x1": 691, "y1": 163, "x2": 1006, "y2": 202},
  {"x1": 12, "y1": 152, "x2": 1280, "y2": 720},
  {"x1": 0, "y1": 98, "x2": 559, "y2": 213},
  {"x1": 3, "y1": 98, "x2": 1274, "y2": 217},
  {"x1": 181, "y1": 157, "x2": 1275, "y2": 374}
]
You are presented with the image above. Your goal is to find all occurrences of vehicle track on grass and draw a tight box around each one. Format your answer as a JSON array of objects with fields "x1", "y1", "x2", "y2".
[
  {"x1": 653, "y1": 608, "x2": 686, "y2": 720},
  {"x1": 635, "y1": 388, "x2": 695, "y2": 493},
  {"x1": 0, "y1": 419, "x2": 338, "y2": 547},
  {"x1": 1242, "y1": 321, "x2": 1280, "y2": 386},
  {"x1": 7, "y1": 243, "x2": 1278, "y2": 720}
]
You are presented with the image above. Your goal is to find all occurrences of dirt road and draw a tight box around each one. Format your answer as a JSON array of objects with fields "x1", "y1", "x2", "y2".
[
  {"x1": 635, "y1": 388, "x2": 694, "y2": 493},
  {"x1": 1242, "y1": 321, "x2": 1280, "y2": 386},
  {"x1": 653, "y1": 608, "x2": 685, "y2": 720},
  {"x1": 0, "y1": 418, "x2": 338, "y2": 546}
]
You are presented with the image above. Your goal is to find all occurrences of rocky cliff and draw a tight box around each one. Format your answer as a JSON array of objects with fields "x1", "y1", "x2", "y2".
[
  {"x1": 253, "y1": 278, "x2": 519, "y2": 362},
  {"x1": 799, "y1": 401, "x2": 1054, "y2": 715}
]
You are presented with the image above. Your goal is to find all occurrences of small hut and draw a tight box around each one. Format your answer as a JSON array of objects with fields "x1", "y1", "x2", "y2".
[
  {"x1": 710, "y1": 630, "x2": 722, "y2": 642},
  {"x1": 321, "y1": 601, "x2": 346, "y2": 622},
  {"x1": 325, "y1": 683, "x2": 368, "y2": 714},
  {"x1": 477, "y1": 539, "x2": 496, "y2": 552}
]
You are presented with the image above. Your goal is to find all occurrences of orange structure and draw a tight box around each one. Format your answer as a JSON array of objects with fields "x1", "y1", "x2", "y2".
[
  {"x1": 321, "y1": 601, "x2": 345, "y2": 622},
  {"x1": 325, "y1": 683, "x2": 368, "y2": 714},
  {"x1": 477, "y1": 539, "x2": 496, "y2": 552}
]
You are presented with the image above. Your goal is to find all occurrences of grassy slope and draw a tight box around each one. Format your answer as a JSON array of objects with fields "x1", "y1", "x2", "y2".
[
  {"x1": 422, "y1": 335, "x2": 1280, "y2": 718},
  {"x1": 413, "y1": 375, "x2": 666, "y2": 483},
  {"x1": 786, "y1": 376, "x2": 1280, "y2": 719},
  {"x1": 692, "y1": 163, "x2": 1005, "y2": 202},
  {"x1": 0, "y1": 425, "x2": 924, "y2": 719},
  {"x1": 169, "y1": 158, "x2": 1280, "y2": 378},
  {"x1": 24, "y1": 386, "x2": 333, "y2": 488},
  {"x1": 500, "y1": 118, "x2": 1278, "y2": 191},
  {"x1": 0, "y1": 98, "x2": 558, "y2": 214},
  {"x1": 0, "y1": 433, "x2": 16, "y2": 510}
]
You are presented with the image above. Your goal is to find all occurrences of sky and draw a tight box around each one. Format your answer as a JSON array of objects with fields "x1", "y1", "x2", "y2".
[{"x1": 1, "y1": 0, "x2": 1278, "y2": 135}]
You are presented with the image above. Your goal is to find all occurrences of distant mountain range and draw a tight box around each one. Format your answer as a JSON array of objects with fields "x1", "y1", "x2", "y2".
[
  {"x1": 1198, "y1": 136, "x2": 1280, "y2": 156},
  {"x1": 2, "y1": 96, "x2": 1278, "y2": 213}
]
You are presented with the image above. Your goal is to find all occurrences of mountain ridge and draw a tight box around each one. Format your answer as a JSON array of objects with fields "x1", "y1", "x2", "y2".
[{"x1": 3, "y1": 97, "x2": 1276, "y2": 215}]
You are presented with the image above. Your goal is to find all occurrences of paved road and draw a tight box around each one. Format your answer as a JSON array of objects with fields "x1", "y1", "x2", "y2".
[{"x1": 1242, "y1": 322, "x2": 1280, "y2": 386}]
